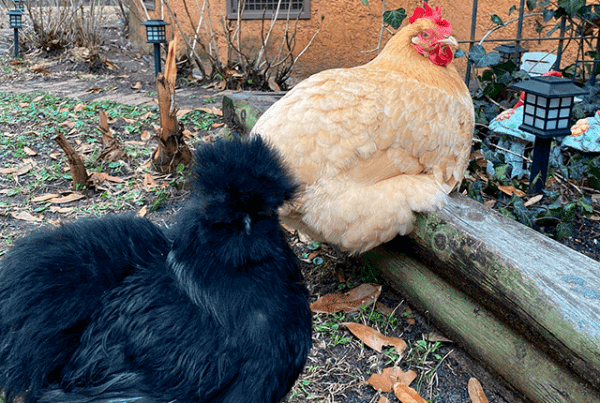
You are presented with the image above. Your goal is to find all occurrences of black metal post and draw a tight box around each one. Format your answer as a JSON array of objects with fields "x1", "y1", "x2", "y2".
[
  {"x1": 13, "y1": 28, "x2": 18, "y2": 58},
  {"x1": 554, "y1": 16, "x2": 567, "y2": 70},
  {"x1": 529, "y1": 137, "x2": 552, "y2": 194},
  {"x1": 464, "y1": 0, "x2": 478, "y2": 87},
  {"x1": 153, "y1": 43, "x2": 161, "y2": 76}
]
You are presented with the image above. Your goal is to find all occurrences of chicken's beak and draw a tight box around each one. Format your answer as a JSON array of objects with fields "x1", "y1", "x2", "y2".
[{"x1": 439, "y1": 36, "x2": 459, "y2": 48}]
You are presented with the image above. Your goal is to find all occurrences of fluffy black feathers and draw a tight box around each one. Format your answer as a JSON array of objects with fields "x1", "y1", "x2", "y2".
[{"x1": 0, "y1": 138, "x2": 311, "y2": 403}]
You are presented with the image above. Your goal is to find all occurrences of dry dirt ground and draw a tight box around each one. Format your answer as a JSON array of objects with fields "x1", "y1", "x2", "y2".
[{"x1": 0, "y1": 20, "x2": 588, "y2": 403}]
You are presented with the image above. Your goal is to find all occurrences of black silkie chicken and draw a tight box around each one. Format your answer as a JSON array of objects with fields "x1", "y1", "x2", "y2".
[{"x1": 0, "y1": 138, "x2": 312, "y2": 403}]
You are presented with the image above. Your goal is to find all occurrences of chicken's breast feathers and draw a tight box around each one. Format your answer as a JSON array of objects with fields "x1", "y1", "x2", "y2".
[{"x1": 252, "y1": 66, "x2": 473, "y2": 192}]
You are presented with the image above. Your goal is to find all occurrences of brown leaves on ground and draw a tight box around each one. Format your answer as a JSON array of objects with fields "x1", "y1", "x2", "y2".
[
  {"x1": 367, "y1": 367, "x2": 417, "y2": 392},
  {"x1": 468, "y1": 378, "x2": 489, "y2": 403},
  {"x1": 97, "y1": 109, "x2": 127, "y2": 163},
  {"x1": 342, "y1": 322, "x2": 407, "y2": 353},
  {"x1": 310, "y1": 283, "x2": 382, "y2": 313},
  {"x1": 393, "y1": 383, "x2": 428, "y2": 403}
]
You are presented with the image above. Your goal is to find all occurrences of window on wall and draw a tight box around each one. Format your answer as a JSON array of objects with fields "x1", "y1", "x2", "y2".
[
  {"x1": 227, "y1": 0, "x2": 310, "y2": 20},
  {"x1": 142, "y1": 0, "x2": 155, "y2": 11}
]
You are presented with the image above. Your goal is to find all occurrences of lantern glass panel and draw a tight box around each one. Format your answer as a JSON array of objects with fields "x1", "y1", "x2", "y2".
[
  {"x1": 535, "y1": 108, "x2": 546, "y2": 118},
  {"x1": 561, "y1": 97, "x2": 572, "y2": 107},
  {"x1": 526, "y1": 93, "x2": 535, "y2": 103},
  {"x1": 549, "y1": 98, "x2": 560, "y2": 108},
  {"x1": 536, "y1": 96, "x2": 547, "y2": 108},
  {"x1": 547, "y1": 120, "x2": 557, "y2": 130},
  {"x1": 559, "y1": 108, "x2": 570, "y2": 118},
  {"x1": 524, "y1": 114, "x2": 534, "y2": 125},
  {"x1": 525, "y1": 105, "x2": 534, "y2": 114},
  {"x1": 9, "y1": 15, "x2": 22, "y2": 28},
  {"x1": 548, "y1": 109, "x2": 558, "y2": 119},
  {"x1": 534, "y1": 118, "x2": 545, "y2": 129},
  {"x1": 558, "y1": 119, "x2": 569, "y2": 129}
]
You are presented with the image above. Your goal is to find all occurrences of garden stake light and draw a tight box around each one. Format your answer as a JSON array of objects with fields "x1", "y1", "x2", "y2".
[
  {"x1": 142, "y1": 19, "x2": 169, "y2": 77},
  {"x1": 511, "y1": 76, "x2": 586, "y2": 193},
  {"x1": 7, "y1": 9, "x2": 23, "y2": 58},
  {"x1": 494, "y1": 44, "x2": 527, "y2": 66}
]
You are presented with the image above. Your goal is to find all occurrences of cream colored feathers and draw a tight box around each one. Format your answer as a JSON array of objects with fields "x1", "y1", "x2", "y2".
[{"x1": 251, "y1": 14, "x2": 474, "y2": 254}]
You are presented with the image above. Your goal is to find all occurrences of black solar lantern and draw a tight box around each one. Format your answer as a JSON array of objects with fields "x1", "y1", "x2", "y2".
[
  {"x1": 512, "y1": 76, "x2": 586, "y2": 193},
  {"x1": 494, "y1": 44, "x2": 527, "y2": 66},
  {"x1": 8, "y1": 9, "x2": 23, "y2": 57},
  {"x1": 142, "y1": 19, "x2": 169, "y2": 76}
]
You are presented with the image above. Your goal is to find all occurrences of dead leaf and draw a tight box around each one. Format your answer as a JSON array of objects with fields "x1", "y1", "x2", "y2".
[
  {"x1": 483, "y1": 199, "x2": 496, "y2": 208},
  {"x1": 212, "y1": 122, "x2": 225, "y2": 128},
  {"x1": 11, "y1": 211, "x2": 42, "y2": 222},
  {"x1": 310, "y1": 284, "x2": 382, "y2": 313},
  {"x1": 50, "y1": 193, "x2": 86, "y2": 204},
  {"x1": 74, "y1": 104, "x2": 87, "y2": 112},
  {"x1": 140, "y1": 130, "x2": 152, "y2": 141},
  {"x1": 90, "y1": 172, "x2": 124, "y2": 183},
  {"x1": 182, "y1": 129, "x2": 195, "y2": 139},
  {"x1": 342, "y1": 322, "x2": 407, "y2": 353},
  {"x1": 87, "y1": 87, "x2": 103, "y2": 93},
  {"x1": 31, "y1": 193, "x2": 60, "y2": 203},
  {"x1": 196, "y1": 106, "x2": 223, "y2": 116},
  {"x1": 268, "y1": 77, "x2": 281, "y2": 92},
  {"x1": 131, "y1": 81, "x2": 143, "y2": 90},
  {"x1": 0, "y1": 163, "x2": 33, "y2": 176},
  {"x1": 378, "y1": 397, "x2": 390, "y2": 403},
  {"x1": 122, "y1": 117, "x2": 137, "y2": 124},
  {"x1": 143, "y1": 173, "x2": 158, "y2": 190},
  {"x1": 23, "y1": 147, "x2": 38, "y2": 156},
  {"x1": 497, "y1": 185, "x2": 526, "y2": 197},
  {"x1": 393, "y1": 383, "x2": 428, "y2": 403},
  {"x1": 425, "y1": 332, "x2": 453, "y2": 343},
  {"x1": 524, "y1": 194, "x2": 544, "y2": 207},
  {"x1": 367, "y1": 367, "x2": 417, "y2": 392},
  {"x1": 137, "y1": 206, "x2": 148, "y2": 218},
  {"x1": 31, "y1": 65, "x2": 50, "y2": 75},
  {"x1": 33, "y1": 95, "x2": 44, "y2": 102},
  {"x1": 177, "y1": 109, "x2": 193, "y2": 118},
  {"x1": 49, "y1": 151, "x2": 62, "y2": 160},
  {"x1": 18, "y1": 102, "x2": 29, "y2": 108},
  {"x1": 376, "y1": 302, "x2": 395, "y2": 316},
  {"x1": 468, "y1": 378, "x2": 489, "y2": 403}
]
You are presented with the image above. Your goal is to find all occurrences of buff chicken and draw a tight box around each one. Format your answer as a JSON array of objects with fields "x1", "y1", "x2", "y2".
[{"x1": 251, "y1": 3, "x2": 474, "y2": 254}]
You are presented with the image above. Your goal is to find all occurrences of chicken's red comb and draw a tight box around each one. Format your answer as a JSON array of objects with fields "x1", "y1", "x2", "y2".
[{"x1": 409, "y1": 3, "x2": 452, "y2": 37}]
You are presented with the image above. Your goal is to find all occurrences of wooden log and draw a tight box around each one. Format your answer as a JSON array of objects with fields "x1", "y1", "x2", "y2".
[
  {"x1": 364, "y1": 246, "x2": 600, "y2": 403},
  {"x1": 384, "y1": 193, "x2": 600, "y2": 392},
  {"x1": 222, "y1": 92, "x2": 285, "y2": 137}
]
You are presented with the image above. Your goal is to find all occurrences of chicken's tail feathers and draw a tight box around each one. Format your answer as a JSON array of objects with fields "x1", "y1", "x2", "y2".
[{"x1": 191, "y1": 137, "x2": 298, "y2": 216}]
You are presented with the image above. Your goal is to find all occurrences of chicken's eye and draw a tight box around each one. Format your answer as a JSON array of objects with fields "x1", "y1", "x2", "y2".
[{"x1": 421, "y1": 31, "x2": 429, "y2": 38}]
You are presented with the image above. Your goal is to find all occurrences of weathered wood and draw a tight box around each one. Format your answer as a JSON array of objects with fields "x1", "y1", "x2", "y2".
[
  {"x1": 222, "y1": 92, "x2": 285, "y2": 137},
  {"x1": 152, "y1": 38, "x2": 192, "y2": 174},
  {"x1": 53, "y1": 133, "x2": 90, "y2": 190},
  {"x1": 386, "y1": 193, "x2": 600, "y2": 392},
  {"x1": 364, "y1": 246, "x2": 600, "y2": 403}
]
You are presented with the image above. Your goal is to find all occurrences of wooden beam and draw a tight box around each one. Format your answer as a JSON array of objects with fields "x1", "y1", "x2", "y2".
[
  {"x1": 222, "y1": 92, "x2": 285, "y2": 137},
  {"x1": 385, "y1": 193, "x2": 600, "y2": 392},
  {"x1": 364, "y1": 247, "x2": 600, "y2": 403}
]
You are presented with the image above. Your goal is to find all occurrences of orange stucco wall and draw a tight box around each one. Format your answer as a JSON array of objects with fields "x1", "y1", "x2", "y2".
[{"x1": 131, "y1": 0, "x2": 582, "y2": 79}]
